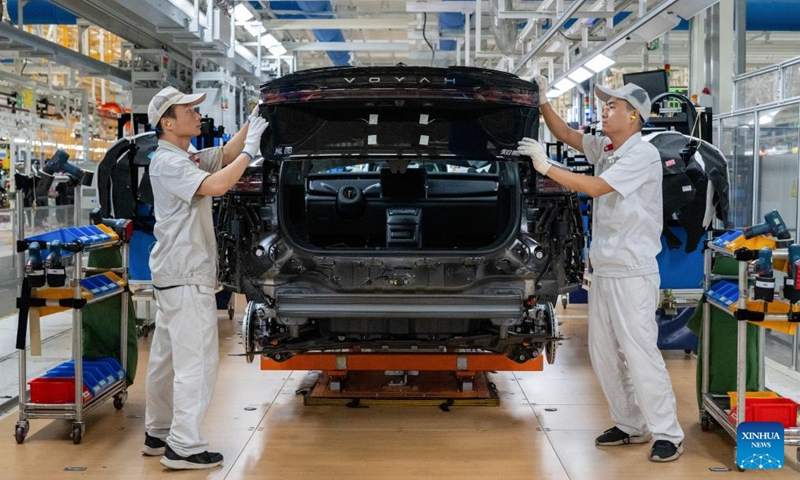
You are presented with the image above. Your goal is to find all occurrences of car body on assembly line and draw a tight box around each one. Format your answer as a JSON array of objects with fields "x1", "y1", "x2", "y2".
[{"x1": 216, "y1": 65, "x2": 585, "y2": 366}]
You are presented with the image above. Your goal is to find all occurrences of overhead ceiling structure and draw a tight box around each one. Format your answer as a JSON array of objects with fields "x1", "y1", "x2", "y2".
[
  {"x1": 236, "y1": 0, "x2": 707, "y2": 75},
  {"x1": 10, "y1": 0, "x2": 800, "y2": 86}
]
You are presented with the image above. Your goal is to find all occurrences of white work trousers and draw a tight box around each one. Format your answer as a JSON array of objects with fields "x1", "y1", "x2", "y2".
[
  {"x1": 588, "y1": 273, "x2": 684, "y2": 445},
  {"x1": 145, "y1": 285, "x2": 219, "y2": 456}
]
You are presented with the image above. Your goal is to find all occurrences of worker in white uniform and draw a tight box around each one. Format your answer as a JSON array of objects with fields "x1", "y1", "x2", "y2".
[
  {"x1": 518, "y1": 77, "x2": 684, "y2": 463},
  {"x1": 141, "y1": 86, "x2": 268, "y2": 470}
]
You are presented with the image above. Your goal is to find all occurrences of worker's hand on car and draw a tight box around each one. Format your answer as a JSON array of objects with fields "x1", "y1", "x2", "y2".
[
  {"x1": 533, "y1": 75, "x2": 549, "y2": 105},
  {"x1": 249, "y1": 102, "x2": 261, "y2": 122},
  {"x1": 518, "y1": 137, "x2": 551, "y2": 176},
  {"x1": 244, "y1": 116, "x2": 268, "y2": 157}
]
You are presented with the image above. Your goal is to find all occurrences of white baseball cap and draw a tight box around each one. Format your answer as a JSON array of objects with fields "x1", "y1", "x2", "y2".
[
  {"x1": 147, "y1": 86, "x2": 207, "y2": 127},
  {"x1": 594, "y1": 83, "x2": 651, "y2": 121}
]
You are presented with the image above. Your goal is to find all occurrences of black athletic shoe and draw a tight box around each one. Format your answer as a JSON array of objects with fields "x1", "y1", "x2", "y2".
[
  {"x1": 595, "y1": 426, "x2": 653, "y2": 446},
  {"x1": 649, "y1": 440, "x2": 683, "y2": 462},
  {"x1": 160, "y1": 445, "x2": 223, "y2": 470},
  {"x1": 141, "y1": 433, "x2": 166, "y2": 456}
]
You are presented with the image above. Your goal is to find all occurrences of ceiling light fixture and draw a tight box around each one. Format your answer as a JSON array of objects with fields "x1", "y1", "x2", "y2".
[
  {"x1": 567, "y1": 67, "x2": 593, "y2": 83},
  {"x1": 260, "y1": 33, "x2": 281, "y2": 49},
  {"x1": 233, "y1": 4, "x2": 254, "y2": 23},
  {"x1": 245, "y1": 24, "x2": 265, "y2": 36},
  {"x1": 584, "y1": 53, "x2": 615, "y2": 73},
  {"x1": 553, "y1": 78, "x2": 576, "y2": 92},
  {"x1": 546, "y1": 88, "x2": 570, "y2": 98},
  {"x1": 268, "y1": 45, "x2": 287, "y2": 57}
]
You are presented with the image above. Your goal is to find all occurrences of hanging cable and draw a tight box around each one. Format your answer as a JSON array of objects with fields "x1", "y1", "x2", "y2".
[{"x1": 422, "y1": 13, "x2": 435, "y2": 66}]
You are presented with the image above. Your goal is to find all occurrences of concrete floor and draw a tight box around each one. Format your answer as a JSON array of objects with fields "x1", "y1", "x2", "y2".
[{"x1": 3, "y1": 303, "x2": 800, "y2": 479}]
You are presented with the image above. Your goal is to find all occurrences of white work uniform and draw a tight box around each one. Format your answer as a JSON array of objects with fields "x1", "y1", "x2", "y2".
[
  {"x1": 582, "y1": 133, "x2": 684, "y2": 445},
  {"x1": 145, "y1": 139, "x2": 223, "y2": 457}
]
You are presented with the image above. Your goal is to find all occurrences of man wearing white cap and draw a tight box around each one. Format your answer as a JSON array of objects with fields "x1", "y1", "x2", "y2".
[
  {"x1": 141, "y1": 86, "x2": 268, "y2": 470},
  {"x1": 518, "y1": 77, "x2": 684, "y2": 462}
]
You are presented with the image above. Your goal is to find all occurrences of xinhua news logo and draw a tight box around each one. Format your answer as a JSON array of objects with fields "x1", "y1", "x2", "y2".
[{"x1": 737, "y1": 422, "x2": 784, "y2": 470}]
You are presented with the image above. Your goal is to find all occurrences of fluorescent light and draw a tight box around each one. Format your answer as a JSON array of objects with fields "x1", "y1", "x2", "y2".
[
  {"x1": 245, "y1": 24, "x2": 265, "y2": 36},
  {"x1": 268, "y1": 44, "x2": 287, "y2": 56},
  {"x1": 261, "y1": 33, "x2": 281, "y2": 48},
  {"x1": 233, "y1": 4, "x2": 254, "y2": 23},
  {"x1": 585, "y1": 53, "x2": 615, "y2": 73},
  {"x1": 553, "y1": 78, "x2": 576, "y2": 91},
  {"x1": 546, "y1": 88, "x2": 569, "y2": 98},
  {"x1": 567, "y1": 67, "x2": 593, "y2": 83}
]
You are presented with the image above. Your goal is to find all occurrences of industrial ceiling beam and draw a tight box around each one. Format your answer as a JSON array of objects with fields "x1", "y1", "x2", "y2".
[
  {"x1": 264, "y1": 18, "x2": 410, "y2": 30},
  {"x1": 512, "y1": 0, "x2": 590, "y2": 74},
  {"x1": 535, "y1": 0, "x2": 682, "y2": 83},
  {"x1": 52, "y1": 0, "x2": 259, "y2": 79},
  {"x1": 0, "y1": 22, "x2": 131, "y2": 86},
  {"x1": 50, "y1": 0, "x2": 187, "y2": 56},
  {"x1": 406, "y1": 1, "x2": 476, "y2": 13},
  {"x1": 285, "y1": 42, "x2": 409, "y2": 52}
]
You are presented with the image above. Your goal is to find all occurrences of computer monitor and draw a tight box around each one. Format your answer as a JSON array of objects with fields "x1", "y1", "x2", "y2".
[{"x1": 622, "y1": 69, "x2": 669, "y2": 101}]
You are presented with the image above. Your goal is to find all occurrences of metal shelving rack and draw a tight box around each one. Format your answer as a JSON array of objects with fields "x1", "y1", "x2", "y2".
[
  {"x1": 700, "y1": 240, "x2": 800, "y2": 463},
  {"x1": 12, "y1": 186, "x2": 131, "y2": 445}
]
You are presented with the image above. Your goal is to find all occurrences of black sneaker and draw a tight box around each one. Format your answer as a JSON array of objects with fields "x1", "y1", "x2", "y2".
[
  {"x1": 649, "y1": 440, "x2": 683, "y2": 462},
  {"x1": 595, "y1": 426, "x2": 653, "y2": 446},
  {"x1": 141, "y1": 433, "x2": 166, "y2": 456},
  {"x1": 160, "y1": 445, "x2": 223, "y2": 470}
]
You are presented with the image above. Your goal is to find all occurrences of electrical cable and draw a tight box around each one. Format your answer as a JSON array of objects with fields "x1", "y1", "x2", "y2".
[{"x1": 422, "y1": 13, "x2": 435, "y2": 66}]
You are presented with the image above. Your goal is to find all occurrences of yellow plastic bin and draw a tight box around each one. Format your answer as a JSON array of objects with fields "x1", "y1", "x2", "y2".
[{"x1": 728, "y1": 391, "x2": 780, "y2": 406}]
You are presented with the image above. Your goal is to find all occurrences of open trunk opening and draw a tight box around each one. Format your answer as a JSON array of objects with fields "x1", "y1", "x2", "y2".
[{"x1": 279, "y1": 159, "x2": 519, "y2": 251}]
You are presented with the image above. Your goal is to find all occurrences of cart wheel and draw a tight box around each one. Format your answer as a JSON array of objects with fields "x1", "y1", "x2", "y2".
[
  {"x1": 228, "y1": 307, "x2": 235, "y2": 321},
  {"x1": 72, "y1": 424, "x2": 83, "y2": 444},
  {"x1": 113, "y1": 392, "x2": 127, "y2": 410},
  {"x1": 14, "y1": 425, "x2": 26, "y2": 444},
  {"x1": 700, "y1": 417, "x2": 711, "y2": 432},
  {"x1": 795, "y1": 447, "x2": 800, "y2": 464}
]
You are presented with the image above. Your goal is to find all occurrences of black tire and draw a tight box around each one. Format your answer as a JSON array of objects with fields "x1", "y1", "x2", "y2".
[
  {"x1": 14, "y1": 425, "x2": 26, "y2": 444},
  {"x1": 72, "y1": 424, "x2": 82, "y2": 444},
  {"x1": 113, "y1": 392, "x2": 127, "y2": 410},
  {"x1": 700, "y1": 417, "x2": 710, "y2": 432}
]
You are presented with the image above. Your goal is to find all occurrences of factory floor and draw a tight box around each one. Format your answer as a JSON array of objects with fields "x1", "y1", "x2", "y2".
[{"x1": 3, "y1": 303, "x2": 800, "y2": 479}]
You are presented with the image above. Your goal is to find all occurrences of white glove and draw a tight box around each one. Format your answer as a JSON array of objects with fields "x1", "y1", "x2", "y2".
[
  {"x1": 249, "y1": 102, "x2": 261, "y2": 122},
  {"x1": 244, "y1": 116, "x2": 268, "y2": 157},
  {"x1": 533, "y1": 74, "x2": 549, "y2": 105},
  {"x1": 518, "y1": 137, "x2": 550, "y2": 175}
]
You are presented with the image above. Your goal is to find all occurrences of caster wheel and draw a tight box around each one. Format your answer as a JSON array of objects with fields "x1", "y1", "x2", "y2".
[
  {"x1": 113, "y1": 392, "x2": 127, "y2": 410},
  {"x1": 14, "y1": 425, "x2": 26, "y2": 444},
  {"x1": 228, "y1": 307, "x2": 235, "y2": 321},
  {"x1": 701, "y1": 417, "x2": 710, "y2": 432},
  {"x1": 72, "y1": 424, "x2": 83, "y2": 445},
  {"x1": 795, "y1": 447, "x2": 800, "y2": 463}
]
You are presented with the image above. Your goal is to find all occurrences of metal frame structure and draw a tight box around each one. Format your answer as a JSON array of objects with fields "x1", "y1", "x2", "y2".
[
  {"x1": 261, "y1": 351, "x2": 543, "y2": 405},
  {"x1": 700, "y1": 240, "x2": 800, "y2": 465},
  {"x1": 13, "y1": 186, "x2": 131, "y2": 444}
]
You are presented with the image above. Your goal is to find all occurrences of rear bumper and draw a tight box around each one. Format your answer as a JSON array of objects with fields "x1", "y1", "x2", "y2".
[{"x1": 274, "y1": 293, "x2": 523, "y2": 319}]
